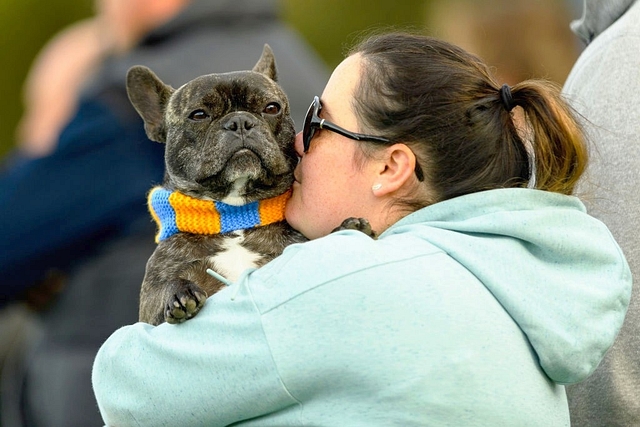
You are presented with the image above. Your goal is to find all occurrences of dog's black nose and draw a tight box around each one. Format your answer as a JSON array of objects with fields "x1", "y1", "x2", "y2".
[{"x1": 222, "y1": 113, "x2": 256, "y2": 133}]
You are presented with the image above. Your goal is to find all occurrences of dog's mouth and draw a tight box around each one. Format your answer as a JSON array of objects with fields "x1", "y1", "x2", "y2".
[
  {"x1": 229, "y1": 147, "x2": 256, "y2": 159},
  {"x1": 196, "y1": 148, "x2": 264, "y2": 187},
  {"x1": 225, "y1": 148, "x2": 263, "y2": 172},
  {"x1": 188, "y1": 140, "x2": 296, "y2": 204}
]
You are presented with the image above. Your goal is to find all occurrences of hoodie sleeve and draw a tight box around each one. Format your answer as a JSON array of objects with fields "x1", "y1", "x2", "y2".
[{"x1": 91, "y1": 277, "x2": 299, "y2": 427}]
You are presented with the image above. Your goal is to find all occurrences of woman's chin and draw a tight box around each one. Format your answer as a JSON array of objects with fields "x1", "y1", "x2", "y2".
[{"x1": 284, "y1": 201, "x2": 298, "y2": 226}]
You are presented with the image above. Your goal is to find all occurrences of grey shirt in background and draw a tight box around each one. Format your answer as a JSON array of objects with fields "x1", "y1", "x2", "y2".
[{"x1": 562, "y1": 0, "x2": 639, "y2": 425}]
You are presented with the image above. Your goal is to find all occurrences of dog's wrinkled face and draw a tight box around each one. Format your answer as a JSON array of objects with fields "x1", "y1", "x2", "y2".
[
  {"x1": 127, "y1": 45, "x2": 297, "y2": 205},
  {"x1": 164, "y1": 71, "x2": 296, "y2": 204}
]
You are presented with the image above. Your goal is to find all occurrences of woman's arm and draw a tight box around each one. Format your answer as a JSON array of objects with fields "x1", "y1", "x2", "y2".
[{"x1": 92, "y1": 277, "x2": 299, "y2": 427}]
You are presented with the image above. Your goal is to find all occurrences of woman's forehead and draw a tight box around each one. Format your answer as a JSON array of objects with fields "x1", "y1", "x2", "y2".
[{"x1": 321, "y1": 54, "x2": 362, "y2": 123}]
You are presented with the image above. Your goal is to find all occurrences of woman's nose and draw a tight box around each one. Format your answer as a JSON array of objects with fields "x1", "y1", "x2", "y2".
[{"x1": 294, "y1": 131, "x2": 304, "y2": 156}]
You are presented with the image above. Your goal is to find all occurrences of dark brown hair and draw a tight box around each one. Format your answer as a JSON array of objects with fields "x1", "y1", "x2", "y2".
[{"x1": 349, "y1": 32, "x2": 587, "y2": 205}]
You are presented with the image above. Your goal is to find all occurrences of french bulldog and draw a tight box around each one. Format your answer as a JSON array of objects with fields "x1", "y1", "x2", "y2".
[
  {"x1": 128, "y1": 45, "x2": 376, "y2": 326},
  {"x1": 127, "y1": 45, "x2": 309, "y2": 325}
]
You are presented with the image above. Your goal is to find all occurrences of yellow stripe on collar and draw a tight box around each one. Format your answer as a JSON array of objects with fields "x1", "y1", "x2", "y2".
[{"x1": 148, "y1": 187, "x2": 291, "y2": 242}]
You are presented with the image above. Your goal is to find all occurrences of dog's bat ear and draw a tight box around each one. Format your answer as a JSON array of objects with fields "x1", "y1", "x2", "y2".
[
  {"x1": 252, "y1": 44, "x2": 277, "y2": 81},
  {"x1": 126, "y1": 65, "x2": 174, "y2": 143}
]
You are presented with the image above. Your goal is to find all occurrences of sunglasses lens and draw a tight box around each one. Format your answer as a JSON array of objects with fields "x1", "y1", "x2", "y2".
[{"x1": 303, "y1": 97, "x2": 319, "y2": 152}]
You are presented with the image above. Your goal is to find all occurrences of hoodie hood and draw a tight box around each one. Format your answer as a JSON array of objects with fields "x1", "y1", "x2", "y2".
[
  {"x1": 383, "y1": 188, "x2": 632, "y2": 384},
  {"x1": 571, "y1": 0, "x2": 637, "y2": 44}
]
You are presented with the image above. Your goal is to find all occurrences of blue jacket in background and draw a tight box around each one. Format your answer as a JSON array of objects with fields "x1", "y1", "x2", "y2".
[{"x1": 0, "y1": 97, "x2": 164, "y2": 304}]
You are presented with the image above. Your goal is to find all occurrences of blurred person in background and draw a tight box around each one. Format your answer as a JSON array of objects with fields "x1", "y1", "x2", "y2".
[
  {"x1": 0, "y1": 0, "x2": 328, "y2": 425},
  {"x1": 0, "y1": 13, "x2": 112, "y2": 425},
  {"x1": 0, "y1": 11, "x2": 111, "y2": 425},
  {"x1": 15, "y1": 17, "x2": 111, "y2": 159},
  {"x1": 561, "y1": 0, "x2": 640, "y2": 425}
]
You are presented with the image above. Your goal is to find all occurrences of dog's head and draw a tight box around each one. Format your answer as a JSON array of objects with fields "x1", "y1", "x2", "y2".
[{"x1": 126, "y1": 45, "x2": 297, "y2": 205}]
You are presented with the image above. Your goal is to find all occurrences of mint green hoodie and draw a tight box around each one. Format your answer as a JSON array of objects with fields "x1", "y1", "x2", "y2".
[{"x1": 92, "y1": 188, "x2": 631, "y2": 426}]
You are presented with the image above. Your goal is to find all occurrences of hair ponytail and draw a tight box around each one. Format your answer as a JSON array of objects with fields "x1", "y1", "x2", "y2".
[{"x1": 511, "y1": 80, "x2": 587, "y2": 195}]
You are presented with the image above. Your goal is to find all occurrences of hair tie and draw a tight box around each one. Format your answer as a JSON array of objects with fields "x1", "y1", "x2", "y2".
[{"x1": 499, "y1": 84, "x2": 516, "y2": 112}]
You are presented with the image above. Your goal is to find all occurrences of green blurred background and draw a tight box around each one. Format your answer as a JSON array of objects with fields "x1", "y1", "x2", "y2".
[
  {"x1": 0, "y1": 0, "x2": 94, "y2": 158},
  {"x1": 0, "y1": 0, "x2": 580, "y2": 158}
]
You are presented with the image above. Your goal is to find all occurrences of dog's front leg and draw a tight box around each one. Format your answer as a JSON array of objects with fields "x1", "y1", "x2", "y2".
[{"x1": 139, "y1": 239, "x2": 209, "y2": 325}]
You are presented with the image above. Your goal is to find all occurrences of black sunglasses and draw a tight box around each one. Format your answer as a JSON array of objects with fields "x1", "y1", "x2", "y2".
[
  {"x1": 302, "y1": 96, "x2": 424, "y2": 181},
  {"x1": 302, "y1": 96, "x2": 391, "y2": 153}
]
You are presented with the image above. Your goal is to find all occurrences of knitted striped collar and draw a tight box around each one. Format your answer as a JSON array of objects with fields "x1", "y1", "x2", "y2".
[{"x1": 147, "y1": 186, "x2": 291, "y2": 242}]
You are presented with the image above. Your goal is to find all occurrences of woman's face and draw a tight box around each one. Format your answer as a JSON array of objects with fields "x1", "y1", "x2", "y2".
[{"x1": 285, "y1": 54, "x2": 380, "y2": 239}]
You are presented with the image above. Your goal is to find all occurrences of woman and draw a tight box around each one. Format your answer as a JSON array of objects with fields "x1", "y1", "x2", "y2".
[{"x1": 92, "y1": 33, "x2": 631, "y2": 426}]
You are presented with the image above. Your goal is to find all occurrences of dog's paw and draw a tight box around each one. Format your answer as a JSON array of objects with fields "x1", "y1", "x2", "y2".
[
  {"x1": 164, "y1": 282, "x2": 207, "y2": 324},
  {"x1": 332, "y1": 217, "x2": 377, "y2": 239}
]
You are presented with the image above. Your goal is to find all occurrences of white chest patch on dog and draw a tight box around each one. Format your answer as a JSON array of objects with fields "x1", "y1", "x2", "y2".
[
  {"x1": 208, "y1": 231, "x2": 262, "y2": 282},
  {"x1": 221, "y1": 177, "x2": 248, "y2": 205}
]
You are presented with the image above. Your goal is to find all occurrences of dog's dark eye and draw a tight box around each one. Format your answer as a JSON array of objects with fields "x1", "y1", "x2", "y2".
[
  {"x1": 189, "y1": 109, "x2": 209, "y2": 121},
  {"x1": 263, "y1": 102, "x2": 281, "y2": 115}
]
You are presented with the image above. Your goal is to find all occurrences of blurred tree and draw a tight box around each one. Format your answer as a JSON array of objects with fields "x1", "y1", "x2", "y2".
[
  {"x1": 0, "y1": 0, "x2": 93, "y2": 158},
  {"x1": 281, "y1": 0, "x2": 428, "y2": 69}
]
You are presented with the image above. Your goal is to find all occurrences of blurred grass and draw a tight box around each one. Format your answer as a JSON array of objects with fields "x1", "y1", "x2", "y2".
[{"x1": 0, "y1": 0, "x2": 93, "y2": 158}]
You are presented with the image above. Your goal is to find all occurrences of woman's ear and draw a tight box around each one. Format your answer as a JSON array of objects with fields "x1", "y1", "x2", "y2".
[{"x1": 372, "y1": 144, "x2": 418, "y2": 196}]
